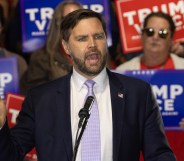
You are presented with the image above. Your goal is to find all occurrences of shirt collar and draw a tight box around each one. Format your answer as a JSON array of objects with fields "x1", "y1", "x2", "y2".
[{"x1": 72, "y1": 67, "x2": 108, "y2": 92}]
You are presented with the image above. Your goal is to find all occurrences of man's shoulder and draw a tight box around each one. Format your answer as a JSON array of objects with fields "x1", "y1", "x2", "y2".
[
  {"x1": 29, "y1": 73, "x2": 71, "y2": 94},
  {"x1": 108, "y1": 70, "x2": 151, "y2": 98},
  {"x1": 109, "y1": 70, "x2": 150, "y2": 88}
]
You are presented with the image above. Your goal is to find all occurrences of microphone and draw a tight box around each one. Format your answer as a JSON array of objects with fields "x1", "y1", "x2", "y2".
[
  {"x1": 72, "y1": 96, "x2": 94, "y2": 161},
  {"x1": 78, "y1": 96, "x2": 94, "y2": 128}
]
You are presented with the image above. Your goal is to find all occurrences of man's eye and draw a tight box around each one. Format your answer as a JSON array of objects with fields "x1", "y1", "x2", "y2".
[
  {"x1": 95, "y1": 34, "x2": 105, "y2": 39},
  {"x1": 77, "y1": 37, "x2": 87, "y2": 42}
]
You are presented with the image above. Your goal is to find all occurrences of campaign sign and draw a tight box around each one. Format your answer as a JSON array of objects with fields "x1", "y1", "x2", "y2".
[
  {"x1": 114, "y1": 69, "x2": 184, "y2": 130},
  {"x1": 78, "y1": 0, "x2": 112, "y2": 47},
  {"x1": 115, "y1": 0, "x2": 184, "y2": 53},
  {"x1": 0, "y1": 57, "x2": 19, "y2": 100},
  {"x1": 5, "y1": 93, "x2": 37, "y2": 160},
  {"x1": 20, "y1": 0, "x2": 59, "y2": 52},
  {"x1": 6, "y1": 93, "x2": 25, "y2": 128},
  {"x1": 20, "y1": 0, "x2": 111, "y2": 53}
]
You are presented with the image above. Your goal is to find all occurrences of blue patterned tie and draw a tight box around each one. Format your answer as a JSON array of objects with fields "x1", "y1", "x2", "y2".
[{"x1": 81, "y1": 80, "x2": 101, "y2": 161}]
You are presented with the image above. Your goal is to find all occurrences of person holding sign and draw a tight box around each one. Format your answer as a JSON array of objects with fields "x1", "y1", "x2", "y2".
[
  {"x1": 0, "y1": 9, "x2": 176, "y2": 161},
  {"x1": 23, "y1": 0, "x2": 83, "y2": 90},
  {"x1": 116, "y1": 11, "x2": 184, "y2": 161},
  {"x1": 116, "y1": 11, "x2": 184, "y2": 127},
  {"x1": 116, "y1": 12, "x2": 184, "y2": 70}
]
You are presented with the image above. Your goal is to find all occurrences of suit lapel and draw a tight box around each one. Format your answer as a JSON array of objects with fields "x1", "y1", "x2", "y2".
[
  {"x1": 108, "y1": 70, "x2": 125, "y2": 161},
  {"x1": 55, "y1": 73, "x2": 73, "y2": 161},
  {"x1": 54, "y1": 69, "x2": 126, "y2": 160}
]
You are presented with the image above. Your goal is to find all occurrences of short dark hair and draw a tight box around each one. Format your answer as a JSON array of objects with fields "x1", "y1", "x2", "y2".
[
  {"x1": 143, "y1": 12, "x2": 176, "y2": 37},
  {"x1": 60, "y1": 9, "x2": 107, "y2": 42}
]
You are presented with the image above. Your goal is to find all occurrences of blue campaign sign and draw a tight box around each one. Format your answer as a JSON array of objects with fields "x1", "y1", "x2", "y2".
[
  {"x1": 78, "y1": 0, "x2": 112, "y2": 46},
  {"x1": 20, "y1": 0, "x2": 59, "y2": 52},
  {"x1": 0, "y1": 57, "x2": 19, "y2": 100},
  {"x1": 20, "y1": 0, "x2": 111, "y2": 53},
  {"x1": 114, "y1": 69, "x2": 184, "y2": 130}
]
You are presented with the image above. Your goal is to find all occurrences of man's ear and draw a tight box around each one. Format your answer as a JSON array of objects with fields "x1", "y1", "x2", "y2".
[{"x1": 62, "y1": 40, "x2": 70, "y2": 55}]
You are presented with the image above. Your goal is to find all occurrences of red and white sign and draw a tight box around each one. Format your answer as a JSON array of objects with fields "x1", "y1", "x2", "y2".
[
  {"x1": 6, "y1": 93, "x2": 24, "y2": 127},
  {"x1": 115, "y1": 0, "x2": 184, "y2": 53},
  {"x1": 5, "y1": 93, "x2": 37, "y2": 161}
]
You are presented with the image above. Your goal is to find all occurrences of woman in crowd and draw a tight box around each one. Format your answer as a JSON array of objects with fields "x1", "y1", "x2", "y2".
[{"x1": 23, "y1": 1, "x2": 83, "y2": 89}]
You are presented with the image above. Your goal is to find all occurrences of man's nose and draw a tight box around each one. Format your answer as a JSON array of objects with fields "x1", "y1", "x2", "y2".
[{"x1": 88, "y1": 37, "x2": 97, "y2": 48}]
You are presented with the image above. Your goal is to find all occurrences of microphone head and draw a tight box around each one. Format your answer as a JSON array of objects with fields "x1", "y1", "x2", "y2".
[
  {"x1": 83, "y1": 96, "x2": 94, "y2": 110},
  {"x1": 78, "y1": 108, "x2": 90, "y2": 119},
  {"x1": 78, "y1": 96, "x2": 94, "y2": 119}
]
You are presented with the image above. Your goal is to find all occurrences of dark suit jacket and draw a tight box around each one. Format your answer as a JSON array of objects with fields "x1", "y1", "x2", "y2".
[{"x1": 0, "y1": 69, "x2": 176, "y2": 161}]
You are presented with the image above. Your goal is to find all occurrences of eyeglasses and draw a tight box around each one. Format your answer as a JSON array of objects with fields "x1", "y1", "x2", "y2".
[{"x1": 142, "y1": 27, "x2": 169, "y2": 39}]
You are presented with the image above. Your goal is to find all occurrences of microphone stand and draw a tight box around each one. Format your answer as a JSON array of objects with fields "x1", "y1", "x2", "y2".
[
  {"x1": 72, "y1": 117, "x2": 89, "y2": 161},
  {"x1": 72, "y1": 96, "x2": 94, "y2": 161}
]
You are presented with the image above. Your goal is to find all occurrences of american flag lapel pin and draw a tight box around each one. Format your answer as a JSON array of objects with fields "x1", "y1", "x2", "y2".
[{"x1": 118, "y1": 92, "x2": 123, "y2": 98}]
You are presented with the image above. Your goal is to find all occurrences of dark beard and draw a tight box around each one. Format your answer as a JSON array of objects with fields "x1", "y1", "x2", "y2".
[{"x1": 72, "y1": 53, "x2": 107, "y2": 76}]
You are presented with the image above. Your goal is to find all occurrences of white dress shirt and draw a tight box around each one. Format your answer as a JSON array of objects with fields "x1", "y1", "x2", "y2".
[{"x1": 70, "y1": 67, "x2": 113, "y2": 161}]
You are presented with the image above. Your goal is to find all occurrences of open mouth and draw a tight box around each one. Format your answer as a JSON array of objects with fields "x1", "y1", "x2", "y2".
[
  {"x1": 86, "y1": 53, "x2": 99, "y2": 59},
  {"x1": 85, "y1": 53, "x2": 100, "y2": 64}
]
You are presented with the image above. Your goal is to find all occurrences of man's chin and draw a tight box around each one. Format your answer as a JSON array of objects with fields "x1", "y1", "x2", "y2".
[{"x1": 84, "y1": 67, "x2": 102, "y2": 76}]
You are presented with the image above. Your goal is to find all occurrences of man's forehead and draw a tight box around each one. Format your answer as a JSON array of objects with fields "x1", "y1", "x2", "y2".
[
  {"x1": 71, "y1": 18, "x2": 104, "y2": 34},
  {"x1": 74, "y1": 18, "x2": 102, "y2": 28},
  {"x1": 147, "y1": 17, "x2": 170, "y2": 27}
]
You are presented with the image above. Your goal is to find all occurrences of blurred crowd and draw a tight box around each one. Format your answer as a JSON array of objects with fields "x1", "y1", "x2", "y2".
[
  {"x1": 1, "y1": 0, "x2": 184, "y2": 94},
  {"x1": 1, "y1": 0, "x2": 184, "y2": 161}
]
